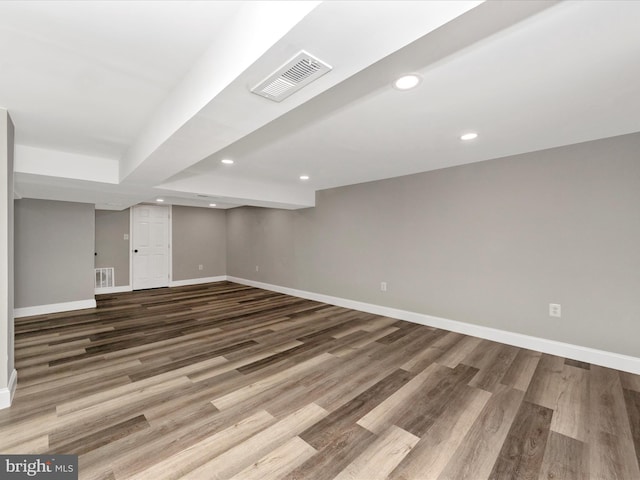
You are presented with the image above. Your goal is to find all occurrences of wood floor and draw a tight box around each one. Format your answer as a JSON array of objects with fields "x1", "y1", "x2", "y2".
[{"x1": 2, "y1": 282, "x2": 640, "y2": 480}]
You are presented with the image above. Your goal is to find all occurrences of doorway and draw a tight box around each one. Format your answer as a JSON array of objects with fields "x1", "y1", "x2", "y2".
[{"x1": 131, "y1": 205, "x2": 170, "y2": 290}]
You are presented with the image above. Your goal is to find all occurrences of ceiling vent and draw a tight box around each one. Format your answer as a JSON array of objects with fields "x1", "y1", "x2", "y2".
[{"x1": 251, "y1": 50, "x2": 332, "y2": 102}]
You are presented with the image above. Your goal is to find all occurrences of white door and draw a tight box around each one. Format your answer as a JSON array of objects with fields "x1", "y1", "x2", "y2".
[{"x1": 132, "y1": 205, "x2": 170, "y2": 290}]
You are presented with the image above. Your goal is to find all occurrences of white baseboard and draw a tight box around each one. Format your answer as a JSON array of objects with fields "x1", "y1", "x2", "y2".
[
  {"x1": 95, "y1": 285, "x2": 133, "y2": 295},
  {"x1": 14, "y1": 299, "x2": 97, "y2": 318},
  {"x1": 227, "y1": 276, "x2": 640, "y2": 375},
  {"x1": 0, "y1": 369, "x2": 18, "y2": 409},
  {"x1": 95, "y1": 277, "x2": 226, "y2": 294},
  {"x1": 169, "y1": 276, "x2": 227, "y2": 287}
]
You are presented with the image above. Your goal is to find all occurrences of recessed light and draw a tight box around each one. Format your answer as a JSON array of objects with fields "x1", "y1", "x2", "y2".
[
  {"x1": 393, "y1": 74, "x2": 421, "y2": 91},
  {"x1": 460, "y1": 132, "x2": 478, "y2": 141},
  {"x1": 156, "y1": 198, "x2": 164, "y2": 202},
  {"x1": 299, "y1": 175, "x2": 310, "y2": 181},
  {"x1": 209, "y1": 203, "x2": 217, "y2": 207},
  {"x1": 221, "y1": 159, "x2": 234, "y2": 165}
]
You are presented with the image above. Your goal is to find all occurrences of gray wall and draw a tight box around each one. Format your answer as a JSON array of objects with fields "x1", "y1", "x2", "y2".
[
  {"x1": 15, "y1": 199, "x2": 95, "y2": 308},
  {"x1": 0, "y1": 109, "x2": 14, "y2": 390},
  {"x1": 172, "y1": 206, "x2": 226, "y2": 281},
  {"x1": 95, "y1": 209, "x2": 130, "y2": 286},
  {"x1": 227, "y1": 133, "x2": 640, "y2": 358}
]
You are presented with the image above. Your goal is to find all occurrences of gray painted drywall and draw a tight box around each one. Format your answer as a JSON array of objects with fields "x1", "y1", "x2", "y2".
[
  {"x1": 172, "y1": 206, "x2": 226, "y2": 281},
  {"x1": 95, "y1": 209, "x2": 130, "y2": 286},
  {"x1": 0, "y1": 109, "x2": 14, "y2": 389},
  {"x1": 227, "y1": 132, "x2": 640, "y2": 358},
  {"x1": 15, "y1": 199, "x2": 95, "y2": 308}
]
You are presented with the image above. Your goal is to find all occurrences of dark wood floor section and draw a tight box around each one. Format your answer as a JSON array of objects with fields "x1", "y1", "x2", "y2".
[{"x1": 2, "y1": 281, "x2": 640, "y2": 479}]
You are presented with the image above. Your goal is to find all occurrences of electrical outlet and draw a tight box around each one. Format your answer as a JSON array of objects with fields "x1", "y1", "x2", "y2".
[
  {"x1": 198, "y1": 264, "x2": 203, "y2": 271},
  {"x1": 549, "y1": 303, "x2": 561, "y2": 318},
  {"x1": 380, "y1": 282, "x2": 387, "y2": 292},
  {"x1": 255, "y1": 265, "x2": 259, "y2": 272}
]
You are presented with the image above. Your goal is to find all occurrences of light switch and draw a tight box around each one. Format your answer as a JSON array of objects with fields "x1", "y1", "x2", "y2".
[{"x1": 124, "y1": 234, "x2": 129, "y2": 240}]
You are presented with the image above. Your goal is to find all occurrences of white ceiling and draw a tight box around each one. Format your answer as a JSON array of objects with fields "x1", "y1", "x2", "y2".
[
  {"x1": 0, "y1": 1, "x2": 243, "y2": 157},
  {"x1": 3, "y1": 1, "x2": 640, "y2": 211}
]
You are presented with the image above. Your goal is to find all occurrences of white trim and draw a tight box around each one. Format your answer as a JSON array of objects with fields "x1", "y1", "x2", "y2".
[
  {"x1": 168, "y1": 205, "x2": 173, "y2": 286},
  {"x1": 227, "y1": 276, "x2": 640, "y2": 375},
  {"x1": 129, "y1": 206, "x2": 133, "y2": 293},
  {"x1": 97, "y1": 277, "x2": 227, "y2": 291},
  {"x1": 0, "y1": 369, "x2": 18, "y2": 409},
  {"x1": 95, "y1": 285, "x2": 133, "y2": 295},
  {"x1": 169, "y1": 276, "x2": 227, "y2": 287},
  {"x1": 14, "y1": 299, "x2": 97, "y2": 318}
]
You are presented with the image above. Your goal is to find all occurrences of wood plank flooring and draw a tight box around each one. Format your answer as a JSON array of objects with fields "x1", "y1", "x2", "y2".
[{"x1": 2, "y1": 281, "x2": 640, "y2": 479}]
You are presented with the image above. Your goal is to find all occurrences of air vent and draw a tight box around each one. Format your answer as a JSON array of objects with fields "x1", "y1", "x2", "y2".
[
  {"x1": 251, "y1": 50, "x2": 332, "y2": 102},
  {"x1": 95, "y1": 268, "x2": 114, "y2": 288}
]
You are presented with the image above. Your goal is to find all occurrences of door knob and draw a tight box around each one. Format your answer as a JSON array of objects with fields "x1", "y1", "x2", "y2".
[{"x1": 134, "y1": 249, "x2": 138, "y2": 253}]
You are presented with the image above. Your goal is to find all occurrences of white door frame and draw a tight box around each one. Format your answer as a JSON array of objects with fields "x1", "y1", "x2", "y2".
[{"x1": 129, "y1": 204, "x2": 172, "y2": 290}]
